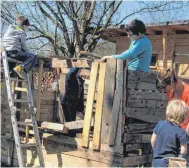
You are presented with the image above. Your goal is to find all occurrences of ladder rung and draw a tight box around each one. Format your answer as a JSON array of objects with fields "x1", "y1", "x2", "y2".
[
  {"x1": 7, "y1": 57, "x2": 22, "y2": 63},
  {"x1": 15, "y1": 87, "x2": 27, "y2": 92},
  {"x1": 17, "y1": 121, "x2": 33, "y2": 126},
  {"x1": 14, "y1": 99, "x2": 30, "y2": 103},
  {"x1": 10, "y1": 78, "x2": 27, "y2": 82},
  {"x1": 20, "y1": 143, "x2": 37, "y2": 148}
]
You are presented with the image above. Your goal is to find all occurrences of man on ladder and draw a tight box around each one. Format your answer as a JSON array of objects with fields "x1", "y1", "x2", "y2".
[
  {"x1": 2, "y1": 15, "x2": 45, "y2": 167},
  {"x1": 2, "y1": 15, "x2": 36, "y2": 79}
]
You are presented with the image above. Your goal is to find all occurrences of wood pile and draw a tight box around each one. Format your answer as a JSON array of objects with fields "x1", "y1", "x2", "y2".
[{"x1": 33, "y1": 68, "x2": 57, "y2": 91}]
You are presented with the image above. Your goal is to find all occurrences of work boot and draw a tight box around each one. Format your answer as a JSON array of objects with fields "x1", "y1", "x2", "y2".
[{"x1": 13, "y1": 65, "x2": 24, "y2": 79}]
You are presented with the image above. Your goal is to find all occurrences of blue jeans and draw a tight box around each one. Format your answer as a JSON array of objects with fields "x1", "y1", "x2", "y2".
[
  {"x1": 152, "y1": 158, "x2": 168, "y2": 167},
  {"x1": 8, "y1": 51, "x2": 37, "y2": 73}
]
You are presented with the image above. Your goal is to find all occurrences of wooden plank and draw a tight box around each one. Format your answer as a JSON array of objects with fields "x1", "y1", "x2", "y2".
[
  {"x1": 93, "y1": 63, "x2": 106, "y2": 151},
  {"x1": 114, "y1": 60, "x2": 124, "y2": 149},
  {"x1": 41, "y1": 122, "x2": 68, "y2": 133},
  {"x1": 128, "y1": 90, "x2": 168, "y2": 101},
  {"x1": 82, "y1": 62, "x2": 99, "y2": 148},
  {"x1": 52, "y1": 58, "x2": 71, "y2": 68},
  {"x1": 125, "y1": 123, "x2": 156, "y2": 134},
  {"x1": 60, "y1": 68, "x2": 91, "y2": 76},
  {"x1": 127, "y1": 81, "x2": 158, "y2": 91},
  {"x1": 101, "y1": 59, "x2": 117, "y2": 144},
  {"x1": 168, "y1": 157, "x2": 187, "y2": 167},
  {"x1": 52, "y1": 58, "x2": 93, "y2": 68},
  {"x1": 127, "y1": 99, "x2": 167, "y2": 108},
  {"x1": 64, "y1": 120, "x2": 85, "y2": 130},
  {"x1": 125, "y1": 107, "x2": 166, "y2": 123},
  {"x1": 126, "y1": 144, "x2": 144, "y2": 151},
  {"x1": 71, "y1": 59, "x2": 92, "y2": 68},
  {"x1": 108, "y1": 91, "x2": 120, "y2": 146},
  {"x1": 122, "y1": 154, "x2": 152, "y2": 166},
  {"x1": 37, "y1": 60, "x2": 44, "y2": 121},
  {"x1": 124, "y1": 134, "x2": 151, "y2": 144},
  {"x1": 174, "y1": 55, "x2": 189, "y2": 64},
  {"x1": 128, "y1": 70, "x2": 157, "y2": 83}
]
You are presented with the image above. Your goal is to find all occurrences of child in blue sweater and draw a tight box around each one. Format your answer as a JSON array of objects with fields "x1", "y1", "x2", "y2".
[
  {"x1": 151, "y1": 99, "x2": 189, "y2": 167},
  {"x1": 101, "y1": 19, "x2": 152, "y2": 72}
]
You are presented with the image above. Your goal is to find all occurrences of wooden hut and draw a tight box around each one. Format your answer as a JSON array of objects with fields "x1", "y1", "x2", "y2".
[{"x1": 1, "y1": 57, "x2": 177, "y2": 167}]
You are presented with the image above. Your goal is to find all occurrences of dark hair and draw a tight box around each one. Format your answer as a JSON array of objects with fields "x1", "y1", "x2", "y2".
[
  {"x1": 126, "y1": 19, "x2": 146, "y2": 35},
  {"x1": 22, "y1": 18, "x2": 30, "y2": 26},
  {"x1": 156, "y1": 68, "x2": 178, "y2": 92}
]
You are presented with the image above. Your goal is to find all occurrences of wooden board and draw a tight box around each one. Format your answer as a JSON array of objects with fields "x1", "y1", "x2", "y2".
[
  {"x1": 101, "y1": 59, "x2": 117, "y2": 144},
  {"x1": 82, "y1": 62, "x2": 99, "y2": 148},
  {"x1": 126, "y1": 144, "x2": 144, "y2": 151},
  {"x1": 93, "y1": 63, "x2": 106, "y2": 151},
  {"x1": 122, "y1": 154, "x2": 152, "y2": 166},
  {"x1": 64, "y1": 120, "x2": 94, "y2": 130},
  {"x1": 127, "y1": 81, "x2": 158, "y2": 91},
  {"x1": 125, "y1": 107, "x2": 166, "y2": 123},
  {"x1": 168, "y1": 157, "x2": 187, "y2": 168},
  {"x1": 128, "y1": 90, "x2": 167, "y2": 101},
  {"x1": 114, "y1": 60, "x2": 124, "y2": 149},
  {"x1": 124, "y1": 134, "x2": 151, "y2": 144},
  {"x1": 128, "y1": 71, "x2": 157, "y2": 84},
  {"x1": 174, "y1": 55, "x2": 189, "y2": 64},
  {"x1": 60, "y1": 68, "x2": 91, "y2": 76},
  {"x1": 125, "y1": 123, "x2": 156, "y2": 134},
  {"x1": 108, "y1": 91, "x2": 120, "y2": 146},
  {"x1": 52, "y1": 58, "x2": 93, "y2": 68},
  {"x1": 41, "y1": 122, "x2": 68, "y2": 133},
  {"x1": 127, "y1": 99, "x2": 167, "y2": 108}
]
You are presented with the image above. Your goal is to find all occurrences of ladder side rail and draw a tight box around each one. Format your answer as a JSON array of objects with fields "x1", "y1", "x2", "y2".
[
  {"x1": 2, "y1": 51, "x2": 25, "y2": 167},
  {"x1": 25, "y1": 73, "x2": 45, "y2": 167}
]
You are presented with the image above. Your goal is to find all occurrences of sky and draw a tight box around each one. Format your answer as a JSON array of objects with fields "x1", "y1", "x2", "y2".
[{"x1": 118, "y1": 1, "x2": 189, "y2": 24}]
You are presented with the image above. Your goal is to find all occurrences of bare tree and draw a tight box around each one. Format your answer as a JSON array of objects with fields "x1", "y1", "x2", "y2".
[{"x1": 1, "y1": 1, "x2": 188, "y2": 57}]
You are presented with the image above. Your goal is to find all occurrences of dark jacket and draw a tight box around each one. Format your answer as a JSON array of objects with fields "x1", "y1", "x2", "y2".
[{"x1": 61, "y1": 68, "x2": 84, "y2": 112}]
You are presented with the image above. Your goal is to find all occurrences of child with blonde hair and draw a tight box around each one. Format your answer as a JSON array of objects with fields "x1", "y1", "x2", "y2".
[{"x1": 151, "y1": 99, "x2": 189, "y2": 167}]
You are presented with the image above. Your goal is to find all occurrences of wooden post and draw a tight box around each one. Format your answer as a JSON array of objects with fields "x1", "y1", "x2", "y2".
[
  {"x1": 37, "y1": 60, "x2": 44, "y2": 121},
  {"x1": 163, "y1": 30, "x2": 168, "y2": 68},
  {"x1": 58, "y1": 73, "x2": 66, "y2": 123},
  {"x1": 93, "y1": 63, "x2": 106, "y2": 151}
]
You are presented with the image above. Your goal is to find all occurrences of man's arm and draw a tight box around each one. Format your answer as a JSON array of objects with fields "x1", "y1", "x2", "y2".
[
  {"x1": 180, "y1": 144, "x2": 188, "y2": 155},
  {"x1": 151, "y1": 133, "x2": 157, "y2": 149}
]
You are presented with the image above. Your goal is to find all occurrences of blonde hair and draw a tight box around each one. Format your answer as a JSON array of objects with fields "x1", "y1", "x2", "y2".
[{"x1": 166, "y1": 99, "x2": 189, "y2": 125}]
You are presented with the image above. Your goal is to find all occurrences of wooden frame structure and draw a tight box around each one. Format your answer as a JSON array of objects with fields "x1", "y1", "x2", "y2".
[{"x1": 2, "y1": 57, "x2": 184, "y2": 167}]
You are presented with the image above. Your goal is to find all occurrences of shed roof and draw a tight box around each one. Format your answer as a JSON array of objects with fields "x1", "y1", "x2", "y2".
[{"x1": 102, "y1": 20, "x2": 189, "y2": 42}]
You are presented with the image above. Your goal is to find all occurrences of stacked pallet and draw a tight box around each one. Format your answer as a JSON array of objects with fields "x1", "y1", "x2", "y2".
[{"x1": 123, "y1": 70, "x2": 168, "y2": 167}]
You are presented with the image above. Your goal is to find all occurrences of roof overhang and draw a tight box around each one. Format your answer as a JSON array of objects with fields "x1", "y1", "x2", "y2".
[{"x1": 102, "y1": 20, "x2": 189, "y2": 42}]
